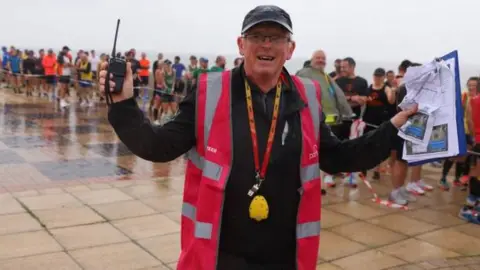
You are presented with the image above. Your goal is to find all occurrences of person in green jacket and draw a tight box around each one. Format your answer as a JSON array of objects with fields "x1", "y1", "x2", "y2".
[
  {"x1": 296, "y1": 50, "x2": 353, "y2": 126},
  {"x1": 296, "y1": 50, "x2": 354, "y2": 191}
]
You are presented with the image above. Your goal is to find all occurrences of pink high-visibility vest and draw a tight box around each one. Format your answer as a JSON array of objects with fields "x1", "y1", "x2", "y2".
[{"x1": 177, "y1": 70, "x2": 322, "y2": 270}]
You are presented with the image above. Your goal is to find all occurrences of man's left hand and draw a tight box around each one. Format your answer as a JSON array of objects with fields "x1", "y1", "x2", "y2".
[{"x1": 390, "y1": 104, "x2": 419, "y2": 128}]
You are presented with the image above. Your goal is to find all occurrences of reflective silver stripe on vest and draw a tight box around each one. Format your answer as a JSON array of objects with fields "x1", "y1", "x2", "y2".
[
  {"x1": 203, "y1": 159, "x2": 222, "y2": 181},
  {"x1": 204, "y1": 73, "x2": 224, "y2": 149},
  {"x1": 187, "y1": 148, "x2": 203, "y2": 169},
  {"x1": 300, "y1": 164, "x2": 320, "y2": 184},
  {"x1": 182, "y1": 202, "x2": 196, "y2": 220},
  {"x1": 187, "y1": 148, "x2": 222, "y2": 182},
  {"x1": 297, "y1": 221, "x2": 321, "y2": 239},
  {"x1": 182, "y1": 202, "x2": 214, "y2": 240},
  {"x1": 298, "y1": 77, "x2": 320, "y2": 141},
  {"x1": 195, "y1": 221, "x2": 213, "y2": 239}
]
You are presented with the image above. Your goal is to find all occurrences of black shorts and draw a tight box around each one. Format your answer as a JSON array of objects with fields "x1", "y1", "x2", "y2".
[
  {"x1": 79, "y1": 81, "x2": 92, "y2": 88},
  {"x1": 471, "y1": 144, "x2": 480, "y2": 163},
  {"x1": 34, "y1": 69, "x2": 44, "y2": 78},
  {"x1": 186, "y1": 80, "x2": 195, "y2": 94},
  {"x1": 174, "y1": 80, "x2": 185, "y2": 93},
  {"x1": 161, "y1": 92, "x2": 174, "y2": 103},
  {"x1": 59, "y1": 76, "x2": 70, "y2": 84},
  {"x1": 45, "y1": 75, "x2": 56, "y2": 85},
  {"x1": 153, "y1": 88, "x2": 163, "y2": 98},
  {"x1": 25, "y1": 70, "x2": 36, "y2": 79},
  {"x1": 140, "y1": 76, "x2": 149, "y2": 85},
  {"x1": 466, "y1": 134, "x2": 474, "y2": 146},
  {"x1": 334, "y1": 121, "x2": 352, "y2": 141}
]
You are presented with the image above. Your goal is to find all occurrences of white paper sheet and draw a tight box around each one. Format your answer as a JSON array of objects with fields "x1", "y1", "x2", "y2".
[{"x1": 401, "y1": 58, "x2": 458, "y2": 162}]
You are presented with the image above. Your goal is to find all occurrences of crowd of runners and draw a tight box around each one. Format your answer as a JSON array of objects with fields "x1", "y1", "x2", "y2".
[
  {"x1": 1, "y1": 45, "x2": 479, "y2": 224},
  {"x1": 0, "y1": 45, "x2": 243, "y2": 125}
]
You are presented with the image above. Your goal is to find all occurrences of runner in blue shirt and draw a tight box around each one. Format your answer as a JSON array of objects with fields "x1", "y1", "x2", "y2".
[
  {"x1": 172, "y1": 56, "x2": 186, "y2": 97},
  {"x1": 1, "y1": 47, "x2": 9, "y2": 69},
  {"x1": 7, "y1": 49, "x2": 22, "y2": 93},
  {"x1": 1, "y1": 47, "x2": 9, "y2": 86}
]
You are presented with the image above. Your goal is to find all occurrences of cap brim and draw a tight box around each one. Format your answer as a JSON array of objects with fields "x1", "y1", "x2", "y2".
[{"x1": 242, "y1": 19, "x2": 292, "y2": 34}]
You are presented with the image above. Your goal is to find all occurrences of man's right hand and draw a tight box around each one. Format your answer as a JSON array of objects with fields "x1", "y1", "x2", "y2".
[{"x1": 99, "y1": 61, "x2": 134, "y2": 103}]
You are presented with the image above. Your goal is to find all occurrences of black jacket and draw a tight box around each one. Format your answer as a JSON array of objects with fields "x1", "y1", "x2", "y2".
[{"x1": 108, "y1": 65, "x2": 398, "y2": 269}]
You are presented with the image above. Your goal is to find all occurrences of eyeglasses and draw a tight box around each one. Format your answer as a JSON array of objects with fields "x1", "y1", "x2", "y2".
[{"x1": 243, "y1": 34, "x2": 291, "y2": 45}]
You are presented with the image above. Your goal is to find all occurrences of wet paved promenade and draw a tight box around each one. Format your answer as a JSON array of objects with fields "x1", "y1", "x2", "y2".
[{"x1": 0, "y1": 89, "x2": 479, "y2": 270}]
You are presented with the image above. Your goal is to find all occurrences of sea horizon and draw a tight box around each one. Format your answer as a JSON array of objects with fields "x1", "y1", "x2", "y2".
[
  {"x1": 142, "y1": 51, "x2": 480, "y2": 87},
  {"x1": 16, "y1": 46, "x2": 480, "y2": 87}
]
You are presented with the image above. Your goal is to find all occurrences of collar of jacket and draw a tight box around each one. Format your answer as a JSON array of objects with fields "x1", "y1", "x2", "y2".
[{"x1": 232, "y1": 63, "x2": 306, "y2": 114}]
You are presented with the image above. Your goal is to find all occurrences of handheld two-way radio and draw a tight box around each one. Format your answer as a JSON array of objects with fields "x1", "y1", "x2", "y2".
[{"x1": 105, "y1": 19, "x2": 127, "y2": 105}]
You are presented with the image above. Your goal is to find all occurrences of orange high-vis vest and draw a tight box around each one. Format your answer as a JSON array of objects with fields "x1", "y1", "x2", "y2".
[{"x1": 177, "y1": 70, "x2": 322, "y2": 270}]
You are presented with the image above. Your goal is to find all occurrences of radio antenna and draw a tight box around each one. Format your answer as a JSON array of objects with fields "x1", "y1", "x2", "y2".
[{"x1": 111, "y1": 19, "x2": 120, "y2": 57}]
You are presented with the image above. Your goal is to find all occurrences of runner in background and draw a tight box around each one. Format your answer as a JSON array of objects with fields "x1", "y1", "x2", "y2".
[
  {"x1": 396, "y1": 60, "x2": 430, "y2": 195},
  {"x1": 336, "y1": 57, "x2": 369, "y2": 186},
  {"x1": 126, "y1": 50, "x2": 140, "y2": 99},
  {"x1": 172, "y1": 56, "x2": 186, "y2": 99},
  {"x1": 386, "y1": 70, "x2": 396, "y2": 87},
  {"x1": 7, "y1": 49, "x2": 22, "y2": 94},
  {"x1": 97, "y1": 53, "x2": 108, "y2": 102},
  {"x1": 150, "y1": 53, "x2": 164, "y2": 110},
  {"x1": 57, "y1": 46, "x2": 72, "y2": 108},
  {"x1": 185, "y1": 55, "x2": 198, "y2": 95},
  {"x1": 363, "y1": 68, "x2": 395, "y2": 179},
  {"x1": 90, "y1": 50, "x2": 100, "y2": 100},
  {"x1": 210, "y1": 55, "x2": 226, "y2": 72},
  {"x1": 74, "y1": 50, "x2": 84, "y2": 102},
  {"x1": 22, "y1": 50, "x2": 36, "y2": 96},
  {"x1": 234, "y1": 57, "x2": 243, "y2": 68},
  {"x1": 390, "y1": 61, "x2": 433, "y2": 205},
  {"x1": 439, "y1": 77, "x2": 478, "y2": 189},
  {"x1": 461, "y1": 82, "x2": 480, "y2": 224},
  {"x1": 77, "y1": 52, "x2": 94, "y2": 107},
  {"x1": 329, "y1": 58, "x2": 342, "y2": 80},
  {"x1": 296, "y1": 50, "x2": 353, "y2": 189},
  {"x1": 188, "y1": 55, "x2": 197, "y2": 73},
  {"x1": 90, "y1": 50, "x2": 99, "y2": 80},
  {"x1": 159, "y1": 60, "x2": 176, "y2": 124},
  {"x1": 35, "y1": 49, "x2": 46, "y2": 96},
  {"x1": 191, "y1": 57, "x2": 209, "y2": 89},
  {"x1": 153, "y1": 61, "x2": 165, "y2": 125},
  {"x1": 336, "y1": 57, "x2": 369, "y2": 138},
  {"x1": 139, "y1": 52, "x2": 150, "y2": 102},
  {"x1": 153, "y1": 53, "x2": 164, "y2": 72},
  {"x1": 42, "y1": 49, "x2": 57, "y2": 100},
  {"x1": 1, "y1": 47, "x2": 10, "y2": 88},
  {"x1": 384, "y1": 70, "x2": 398, "y2": 173}
]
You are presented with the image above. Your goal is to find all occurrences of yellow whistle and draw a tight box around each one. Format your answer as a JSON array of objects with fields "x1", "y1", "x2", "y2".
[
  {"x1": 249, "y1": 195, "x2": 269, "y2": 222},
  {"x1": 325, "y1": 114, "x2": 336, "y2": 124}
]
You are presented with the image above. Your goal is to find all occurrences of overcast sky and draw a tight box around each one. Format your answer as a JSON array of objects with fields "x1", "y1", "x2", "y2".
[{"x1": 2, "y1": 0, "x2": 479, "y2": 65}]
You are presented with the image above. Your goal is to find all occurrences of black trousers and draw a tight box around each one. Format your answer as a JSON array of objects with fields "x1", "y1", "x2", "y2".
[{"x1": 217, "y1": 252, "x2": 295, "y2": 270}]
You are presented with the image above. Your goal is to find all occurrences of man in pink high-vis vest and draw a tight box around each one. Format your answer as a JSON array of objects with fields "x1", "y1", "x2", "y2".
[{"x1": 100, "y1": 5, "x2": 417, "y2": 269}]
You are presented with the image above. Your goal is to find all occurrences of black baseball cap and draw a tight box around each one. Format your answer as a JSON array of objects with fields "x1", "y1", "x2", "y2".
[
  {"x1": 62, "y1": 46, "x2": 70, "y2": 51},
  {"x1": 241, "y1": 5, "x2": 293, "y2": 34},
  {"x1": 373, "y1": 68, "x2": 386, "y2": 77}
]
